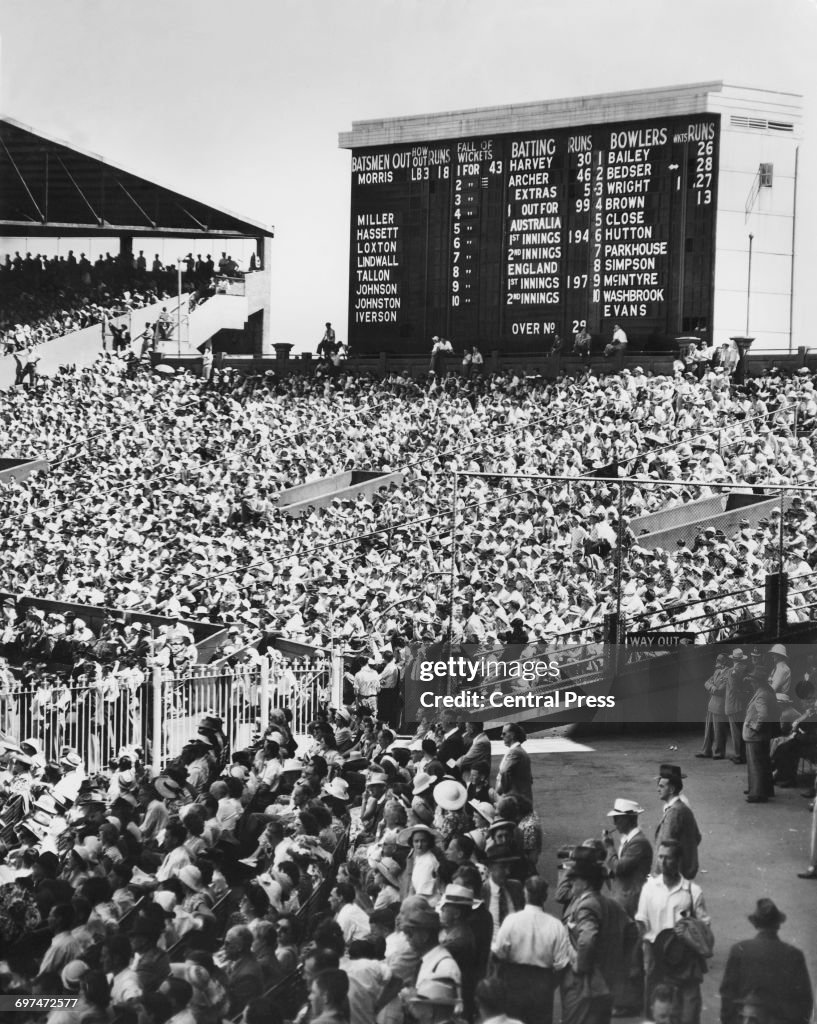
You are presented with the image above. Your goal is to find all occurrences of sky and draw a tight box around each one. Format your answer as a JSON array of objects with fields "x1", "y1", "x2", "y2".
[{"x1": 1, "y1": 0, "x2": 815, "y2": 352}]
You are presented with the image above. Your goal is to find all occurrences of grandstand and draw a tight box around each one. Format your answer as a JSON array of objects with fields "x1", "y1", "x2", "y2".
[
  {"x1": 0, "y1": 87, "x2": 815, "y2": 1021},
  {"x1": 0, "y1": 115, "x2": 275, "y2": 384},
  {"x1": 2, "y1": 352, "x2": 817, "y2": 753}
]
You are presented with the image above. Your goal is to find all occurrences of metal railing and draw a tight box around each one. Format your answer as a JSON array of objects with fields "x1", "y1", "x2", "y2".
[
  {"x1": 0, "y1": 653, "x2": 334, "y2": 774},
  {"x1": 0, "y1": 678, "x2": 144, "y2": 772},
  {"x1": 158, "y1": 656, "x2": 332, "y2": 768}
]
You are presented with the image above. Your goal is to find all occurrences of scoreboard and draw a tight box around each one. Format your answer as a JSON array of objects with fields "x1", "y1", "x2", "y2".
[{"x1": 347, "y1": 113, "x2": 719, "y2": 353}]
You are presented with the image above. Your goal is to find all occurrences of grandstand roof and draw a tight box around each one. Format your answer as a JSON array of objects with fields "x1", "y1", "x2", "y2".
[{"x1": 0, "y1": 116, "x2": 274, "y2": 239}]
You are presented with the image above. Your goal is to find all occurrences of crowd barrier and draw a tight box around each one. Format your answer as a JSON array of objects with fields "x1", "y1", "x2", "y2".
[
  {"x1": 158, "y1": 658, "x2": 332, "y2": 768},
  {"x1": 0, "y1": 656, "x2": 331, "y2": 772}
]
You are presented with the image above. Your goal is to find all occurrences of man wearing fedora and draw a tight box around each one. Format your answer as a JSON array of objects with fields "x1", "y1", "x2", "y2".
[
  {"x1": 560, "y1": 847, "x2": 613, "y2": 1024},
  {"x1": 491, "y1": 875, "x2": 570, "y2": 1024},
  {"x1": 481, "y1": 847, "x2": 524, "y2": 939},
  {"x1": 720, "y1": 899, "x2": 813, "y2": 1024},
  {"x1": 636, "y1": 839, "x2": 711, "y2": 1024},
  {"x1": 399, "y1": 901, "x2": 461, "y2": 1005},
  {"x1": 438, "y1": 883, "x2": 479, "y2": 1018},
  {"x1": 725, "y1": 649, "x2": 752, "y2": 764},
  {"x1": 653, "y1": 765, "x2": 701, "y2": 880}
]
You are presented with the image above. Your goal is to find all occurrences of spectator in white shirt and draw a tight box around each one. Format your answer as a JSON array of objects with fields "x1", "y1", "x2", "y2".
[
  {"x1": 491, "y1": 876, "x2": 570, "y2": 1024},
  {"x1": 329, "y1": 882, "x2": 370, "y2": 949},
  {"x1": 101, "y1": 935, "x2": 142, "y2": 1009}
]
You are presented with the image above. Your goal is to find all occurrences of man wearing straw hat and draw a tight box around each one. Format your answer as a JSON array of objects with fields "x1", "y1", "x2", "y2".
[{"x1": 603, "y1": 798, "x2": 653, "y2": 918}]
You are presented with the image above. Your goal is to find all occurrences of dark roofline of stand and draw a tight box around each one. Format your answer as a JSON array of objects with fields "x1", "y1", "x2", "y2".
[{"x1": 0, "y1": 115, "x2": 274, "y2": 239}]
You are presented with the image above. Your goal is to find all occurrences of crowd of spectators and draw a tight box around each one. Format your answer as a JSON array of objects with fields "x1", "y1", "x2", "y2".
[
  {"x1": 0, "y1": 358, "x2": 816, "y2": 657},
  {"x1": 0, "y1": 251, "x2": 173, "y2": 356},
  {"x1": 0, "y1": 339, "x2": 813, "y2": 1021},
  {"x1": 0, "y1": 701, "x2": 811, "y2": 1024},
  {"x1": 0, "y1": 249, "x2": 250, "y2": 357}
]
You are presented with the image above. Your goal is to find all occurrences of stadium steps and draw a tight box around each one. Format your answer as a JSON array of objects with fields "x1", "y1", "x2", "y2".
[
  {"x1": 173, "y1": 293, "x2": 249, "y2": 354},
  {"x1": 0, "y1": 296, "x2": 182, "y2": 388}
]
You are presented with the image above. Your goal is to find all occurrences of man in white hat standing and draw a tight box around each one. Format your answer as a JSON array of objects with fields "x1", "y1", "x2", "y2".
[
  {"x1": 603, "y1": 799, "x2": 653, "y2": 1016},
  {"x1": 354, "y1": 657, "x2": 381, "y2": 714},
  {"x1": 768, "y1": 645, "x2": 793, "y2": 703},
  {"x1": 602, "y1": 799, "x2": 653, "y2": 917}
]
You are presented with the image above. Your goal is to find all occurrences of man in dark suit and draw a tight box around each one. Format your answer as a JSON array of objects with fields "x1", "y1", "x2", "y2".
[
  {"x1": 725, "y1": 648, "x2": 752, "y2": 763},
  {"x1": 560, "y1": 848, "x2": 614, "y2": 1024},
  {"x1": 720, "y1": 899, "x2": 813, "y2": 1024},
  {"x1": 437, "y1": 712, "x2": 465, "y2": 768},
  {"x1": 603, "y1": 799, "x2": 653, "y2": 1016},
  {"x1": 653, "y1": 764, "x2": 701, "y2": 879},
  {"x1": 221, "y1": 924, "x2": 264, "y2": 1015},
  {"x1": 458, "y1": 721, "x2": 492, "y2": 776},
  {"x1": 480, "y1": 847, "x2": 524, "y2": 939},
  {"x1": 603, "y1": 798, "x2": 654, "y2": 917},
  {"x1": 496, "y1": 723, "x2": 533, "y2": 805}
]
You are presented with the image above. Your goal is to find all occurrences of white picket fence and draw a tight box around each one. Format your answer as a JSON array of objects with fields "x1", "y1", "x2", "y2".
[{"x1": 0, "y1": 654, "x2": 341, "y2": 772}]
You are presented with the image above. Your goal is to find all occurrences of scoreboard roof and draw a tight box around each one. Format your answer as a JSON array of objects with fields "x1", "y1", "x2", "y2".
[
  {"x1": 339, "y1": 81, "x2": 802, "y2": 148},
  {"x1": 0, "y1": 115, "x2": 274, "y2": 239}
]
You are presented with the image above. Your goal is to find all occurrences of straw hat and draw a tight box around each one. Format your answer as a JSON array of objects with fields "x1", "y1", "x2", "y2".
[
  {"x1": 412, "y1": 771, "x2": 434, "y2": 796},
  {"x1": 433, "y1": 779, "x2": 467, "y2": 811},
  {"x1": 322, "y1": 777, "x2": 350, "y2": 802}
]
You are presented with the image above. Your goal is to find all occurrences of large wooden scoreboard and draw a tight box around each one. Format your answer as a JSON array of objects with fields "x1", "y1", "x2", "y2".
[{"x1": 343, "y1": 109, "x2": 719, "y2": 353}]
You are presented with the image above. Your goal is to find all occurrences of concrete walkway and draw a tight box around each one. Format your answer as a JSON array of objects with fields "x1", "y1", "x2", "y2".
[{"x1": 512, "y1": 726, "x2": 816, "y2": 1023}]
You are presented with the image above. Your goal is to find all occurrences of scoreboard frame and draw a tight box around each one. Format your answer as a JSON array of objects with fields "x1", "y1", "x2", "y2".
[{"x1": 346, "y1": 112, "x2": 720, "y2": 354}]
